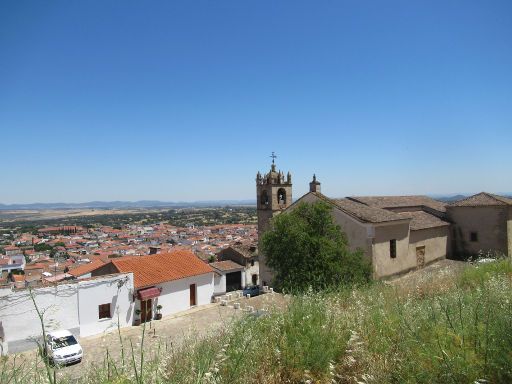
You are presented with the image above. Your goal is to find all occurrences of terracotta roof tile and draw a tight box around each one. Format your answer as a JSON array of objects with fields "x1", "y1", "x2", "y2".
[
  {"x1": 110, "y1": 250, "x2": 213, "y2": 288},
  {"x1": 69, "y1": 259, "x2": 105, "y2": 277},
  {"x1": 449, "y1": 192, "x2": 512, "y2": 207}
]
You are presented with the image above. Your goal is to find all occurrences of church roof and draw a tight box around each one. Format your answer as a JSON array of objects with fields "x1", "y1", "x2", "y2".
[
  {"x1": 312, "y1": 193, "x2": 408, "y2": 224},
  {"x1": 348, "y1": 195, "x2": 446, "y2": 213},
  {"x1": 449, "y1": 192, "x2": 512, "y2": 207},
  {"x1": 397, "y1": 211, "x2": 450, "y2": 230}
]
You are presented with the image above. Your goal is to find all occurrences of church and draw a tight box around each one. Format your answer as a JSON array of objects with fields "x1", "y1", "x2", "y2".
[{"x1": 256, "y1": 158, "x2": 512, "y2": 284}]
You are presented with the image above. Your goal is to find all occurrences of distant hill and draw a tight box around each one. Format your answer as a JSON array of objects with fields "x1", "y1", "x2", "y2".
[
  {"x1": 432, "y1": 193, "x2": 512, "y2": 203},
  {"x1": 0, "y1": 200, "x2": 256, "y2": 210},
  {"x1": 434, "y1": 194, "x2": 468, "y2": 203}
]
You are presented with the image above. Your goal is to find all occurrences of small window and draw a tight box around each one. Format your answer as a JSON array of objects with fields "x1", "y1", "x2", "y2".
[
  {"x1": 251, "y1": 259, "x2": 255, "y2": 267},
  {"x1": 260, "y1": 190, "x2": 269, "y2": 206},
  {"x1": 390, "y1": 239, "x2": 397, "y2": 259},
  {"x1": 470, "y1": 232, "x2": 478, "y2": 242},
  {"x1": 98, "y1": 303, "x2": 111, "y2": 319}
]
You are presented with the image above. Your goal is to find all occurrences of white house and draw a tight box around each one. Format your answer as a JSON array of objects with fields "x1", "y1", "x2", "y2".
[
  {"x1": 90, "y1": 250, "x2": 215, "y2": 324},
  {"x1": 210, "y1": 260, "x2": 245, "y2": 296},
  {"x1": 216, "y1": 244, "x2": 260, "y2": 287},
  {"x1": 0, "y1": 254, "x2": 26, "y2": 273},
  {"x1": 0, "y1": 273, "x2": 134, "y2": 355}
]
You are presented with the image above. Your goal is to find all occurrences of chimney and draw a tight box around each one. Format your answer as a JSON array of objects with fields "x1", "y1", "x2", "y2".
[{"x1": 309, "y1": 174, "x2": 321, "y2": 193}]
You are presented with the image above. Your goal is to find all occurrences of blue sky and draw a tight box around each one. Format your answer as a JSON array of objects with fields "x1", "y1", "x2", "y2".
[{"x1": 1, "y1": 1, "x2": 511, "y2": 203}]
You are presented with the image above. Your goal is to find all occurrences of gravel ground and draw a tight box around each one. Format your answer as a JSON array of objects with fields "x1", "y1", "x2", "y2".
[{"x1": 11, "y1": 292, "x2": 288, "y2": 380}]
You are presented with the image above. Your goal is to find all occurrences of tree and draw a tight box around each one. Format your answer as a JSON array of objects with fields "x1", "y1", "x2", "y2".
[
  {"x1": 34, "y1": 243, "x2": 53, "y2": 252},
  {"x1": 261, "y1": 201, "x2": 371, "y2": 292}
]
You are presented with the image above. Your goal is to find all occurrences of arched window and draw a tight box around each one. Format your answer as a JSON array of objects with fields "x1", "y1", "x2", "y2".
[
  {"x1": 277, "y1": 188, "x2": 286, "y2": 205},
  {"x1": 260, "y1": 190, "x2": 269, "y2": 206}
]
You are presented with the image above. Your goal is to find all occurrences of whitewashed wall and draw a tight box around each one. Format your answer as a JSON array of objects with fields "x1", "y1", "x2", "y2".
[
  {"x1": 78, "y1": 274, "x2": 134, "y2": 337},
  {"x1": 153, "y1": 273, "x2": 214, "y2": 317},
  {"x1": 213, "y1": 274, "x2": 226, "y2": 295},
  {"x1": 244, "y1": 263, "x2": 258, "y2": 286},
  {"x1": 0, "y1": 283, "x2": 80, "y2": 353},
  {"x1": 0, "y1": 273, "x2": 134, "y2": 354}
]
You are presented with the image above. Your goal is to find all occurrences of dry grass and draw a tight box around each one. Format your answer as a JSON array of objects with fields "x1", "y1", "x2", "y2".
[{"x1": 3, "y1": 258, "x2": 512, "y2": 383}]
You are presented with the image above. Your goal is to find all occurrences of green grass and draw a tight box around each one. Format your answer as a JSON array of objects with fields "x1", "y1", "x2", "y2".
[{"x1": 3, "y1": 259, "x2": 512, "y2": 383}]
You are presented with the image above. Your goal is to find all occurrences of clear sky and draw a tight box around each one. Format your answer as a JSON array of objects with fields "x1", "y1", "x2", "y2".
[{"x1": 1, "y1": 1, "x2": 511, "y2": 204}]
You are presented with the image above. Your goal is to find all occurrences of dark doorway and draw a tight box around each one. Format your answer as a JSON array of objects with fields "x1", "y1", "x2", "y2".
[
  {"x1": 252, "y1": 274, "x2": 258, "y2": 285},
  {"x1": 226, "y1": 271, "x2": 242, "y2": 291},
  {"x1": 140, "y1": 299, "x2": 152, "y2": 323},
  {"x1": 189, "y1": 284, "x2": 196, "y2": 306}
]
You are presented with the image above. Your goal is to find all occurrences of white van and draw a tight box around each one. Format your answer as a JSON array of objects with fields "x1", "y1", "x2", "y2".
[{"x1": 45, "y1": 330, "x2": 83, "y2": 365}]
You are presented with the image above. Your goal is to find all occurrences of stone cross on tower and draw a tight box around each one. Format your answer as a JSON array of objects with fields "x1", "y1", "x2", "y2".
[{"x1": 270, "y1": 151, "x2": 277, "y2": 164}]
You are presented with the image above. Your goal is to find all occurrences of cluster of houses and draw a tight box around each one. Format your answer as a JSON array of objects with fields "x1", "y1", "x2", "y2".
[
  {"x1": 0, "y1": 244, "x2": 260, "y2": 355},
  {"x1": 0, "y1": 222, "x2": 257, "y2": 288},
  {"x1": 0, "y1": 221, "x2": 260, "y2": 355}
]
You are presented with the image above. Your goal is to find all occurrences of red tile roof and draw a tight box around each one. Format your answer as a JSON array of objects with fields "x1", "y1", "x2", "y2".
[
  {"x1": 69, "y1": 259, "x2": 106, "y2": 277},
  {"x1": 110, "y1": 250, "x2": 214, "y2": 288}
]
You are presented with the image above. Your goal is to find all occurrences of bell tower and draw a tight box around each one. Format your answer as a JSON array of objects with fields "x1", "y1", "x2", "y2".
[{"x1": 256, "y1": 152, "x2": 292, "y2": 286}]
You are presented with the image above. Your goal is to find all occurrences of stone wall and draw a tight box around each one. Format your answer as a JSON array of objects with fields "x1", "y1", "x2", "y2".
[{"x1": 447, "y1": 206, "x2": 509, "y2": 257}]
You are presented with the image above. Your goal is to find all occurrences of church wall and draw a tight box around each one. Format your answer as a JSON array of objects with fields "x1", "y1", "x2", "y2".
[
  {"x1": 447, "y1": 206, "x2": 508, "y2": 257},
  {"x1": 409, "y1": 226, "x2": 448, "y2": 266},
  {"x1": 372, "y1": 222, "x2": 413, "y2": 278},
  {"x1": 291, "y1": 193, "x2": 372, "y2": 257}
]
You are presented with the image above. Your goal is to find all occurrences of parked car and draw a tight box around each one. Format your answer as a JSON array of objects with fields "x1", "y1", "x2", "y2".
[
  {"x1": 243, "y1": 285, "x2": 260, "y2": 297},
  {"x1": 44, "y1": 330, "x2": 83, "y2": 365}
]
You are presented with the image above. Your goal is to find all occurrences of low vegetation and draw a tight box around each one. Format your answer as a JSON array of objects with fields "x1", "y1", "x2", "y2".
[{"x1": 2, "y1": 259, "x2": 512, "y2": 383}]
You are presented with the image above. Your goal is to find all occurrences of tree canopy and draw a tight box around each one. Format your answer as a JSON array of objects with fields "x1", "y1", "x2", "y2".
[{"x1": 261, "y1": 201, "x2": 371, "y2": 292}]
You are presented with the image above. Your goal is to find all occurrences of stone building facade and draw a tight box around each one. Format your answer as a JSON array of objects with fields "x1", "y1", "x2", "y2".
[
  {"x1": 447, "y1": 193, "x2": 512, "y2": 258},
  {"x1": 256, "y1": 161, "x2": 511, "y2": 283}
]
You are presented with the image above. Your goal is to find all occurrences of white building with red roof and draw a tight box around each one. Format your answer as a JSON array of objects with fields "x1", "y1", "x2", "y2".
[{"x1": 90, "y1": 249, "x2": 215, "y2": 324}]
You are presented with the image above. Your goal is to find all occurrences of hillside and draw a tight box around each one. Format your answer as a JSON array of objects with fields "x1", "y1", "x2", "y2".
[{"x1": 3, "y1": 259, "x2": 512, "y2": 384}]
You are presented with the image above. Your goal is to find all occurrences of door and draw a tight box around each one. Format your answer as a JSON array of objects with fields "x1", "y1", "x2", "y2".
[
  {"x1": 226, "y1": 271, "x2": 242, "y2": 292},
  {"x1": 416, "y1": 246, "x2": 426, "y2": 268},
  {"x1": 189, "y1": 284, "x2": 196, "y2": 306},
  {"x1": 141, "y1": 299, "x2": 152, "y2": 323}
]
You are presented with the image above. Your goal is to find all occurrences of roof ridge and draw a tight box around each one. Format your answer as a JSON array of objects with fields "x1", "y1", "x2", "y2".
[
  {"x1": 487, "y1": 192, "x2": 512, "y2": 205},
  {"x1": 450, "y1": 192, "x2": 511, "y2": 206}
]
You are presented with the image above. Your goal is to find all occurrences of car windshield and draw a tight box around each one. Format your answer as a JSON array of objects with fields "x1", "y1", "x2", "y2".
[{"x1": 52, "y1": 335, "x2": 78, "y2": 349}]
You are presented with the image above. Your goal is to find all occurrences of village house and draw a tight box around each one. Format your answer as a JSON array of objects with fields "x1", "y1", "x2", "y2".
[
  {"x1": 90, "y1": 250, "x2": 214, "y2": 324},
  {"x1": 210, "y1": 260, "x2": 245, "y2": 295},
  {"x1": 216, "y1": 243, "x2": 260, "y2": 286},
  {"x1": 0, "y1": 273, "x2": 134, "y2": 355}
]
